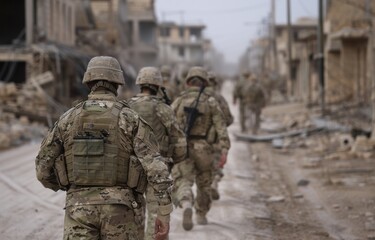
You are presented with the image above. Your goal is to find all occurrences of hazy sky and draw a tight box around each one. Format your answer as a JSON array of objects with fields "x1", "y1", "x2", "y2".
[{"x1": 155, "y1": 0, "x2": 318, "y2": 64}]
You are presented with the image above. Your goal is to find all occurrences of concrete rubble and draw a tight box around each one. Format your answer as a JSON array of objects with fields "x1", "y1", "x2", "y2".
[{"x1": 0, "y1": 83, "x2": 48, "y2": 150}]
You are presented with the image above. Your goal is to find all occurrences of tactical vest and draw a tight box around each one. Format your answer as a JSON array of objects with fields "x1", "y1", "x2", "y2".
[
  {"x1": 242, "y1": 83, "x2": 266, "y2": 107},
  {"x1": 179, "y1": 92, "x2": 211, "y2": 138},
  {"x1": 129, "y1": 97, "x2": 170, "y2": 157},
  {"x1": 64, "y1": 100, "x2": 130, "y2": 187}
]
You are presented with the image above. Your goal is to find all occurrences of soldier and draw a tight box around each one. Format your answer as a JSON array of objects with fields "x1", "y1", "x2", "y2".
[
  {"x1": 35, "y1": 56, "x2": 172, "y2": 240},
  {"x1": 128, "y1": 67, "x2": 187, "y2": 240},
  {"x1": 159, "y1": 65, "x2": 176, "y2": 104},
  {"x1": 233, "y1": 70, "x2": 250, "y2": 132},
  {"x1": 171, "y1": 67, "x2": 230, "y2": 230},
  {"x1": 241, "y1": 74, "x2": 266, "y2": 134},
  {"x1": 206, "y1": 71, "x2": 233, "y2": 200}
]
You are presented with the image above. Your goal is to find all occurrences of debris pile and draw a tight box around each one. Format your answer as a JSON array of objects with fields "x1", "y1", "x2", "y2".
[
  {"x1": 0, "y1": 110, "x2": 47, "y2": 150},
  {"x1": 0, "y1": 80, "x2": 50, "y2": 117},
  {"x1": 0, "y1": 82, "x2": 50, "y2": 151}
]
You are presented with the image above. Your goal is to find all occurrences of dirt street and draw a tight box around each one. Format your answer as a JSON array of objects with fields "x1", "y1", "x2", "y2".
[{"x1": 0, "y1": 81, "x2": 374, "y2": 239}]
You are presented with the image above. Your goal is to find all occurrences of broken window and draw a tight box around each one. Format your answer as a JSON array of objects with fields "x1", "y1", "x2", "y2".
[
  {"x1": 179, "y1": 27, "x2": 184, "y2": 38},
  {"x1": 0, "y1": 61, "x2": 26, "y2": 83},
  {"x1": 160, "y1": 27, "x2": 170, "y2": 37},
  {"x1": 178, "y1": 46, "x2": 185, "y2": 57},
  {"x1": 189, "y1": 28, "x2": 202, "y2": 40},
  {"x1": 0, "y1": 1, "x2": 26, "y2": 45},
  {"x1": 139, "y1": 21, "x2": 156, "y2": 45}
]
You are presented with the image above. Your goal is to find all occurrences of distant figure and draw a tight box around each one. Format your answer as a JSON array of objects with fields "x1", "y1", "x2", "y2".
[
  {"x1": 233, "y1": 71, "x2": 266, "y2": 134},
  {"x1": 159, "y1": 65, "x2": 176, "y2": 104},
  {"x1": 35, "y1": 56, "x2": 172, "y2": 240}
]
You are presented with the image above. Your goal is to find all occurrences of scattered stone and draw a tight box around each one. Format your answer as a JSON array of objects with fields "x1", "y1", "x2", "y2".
[
  {"x1": 349, "y1": 214, "x2": 360, "y2": 219},
  {"x1": 266, "y1": 196, "x2": 285, "y2": 203},
  {"x1": 332, "y1": 204, "x2": 340, "y2": 209},
  {"x1": 366, "y1": 212, "x2": 374, "y2": 218},
  {"x1": 293, "y1": 193, "x2": 304, "y2": 199},
  {"x1": 272, "y1": 138, "x2": 283, "y2": 149},
  {"x1": 302, "y1": 157, "x2": 322, "y2": 168},
  {"x1": 297, "y1": 179, "x2": 310, "y2": 187},
  {"x1": 368, "y1": 234, "x2": 375, "y2": 240},
  {"x1": 252, "y1": 154, "x2": 259, "y2": 162}
]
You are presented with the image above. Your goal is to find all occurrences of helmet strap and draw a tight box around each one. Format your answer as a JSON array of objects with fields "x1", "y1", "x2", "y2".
[
  {"x1": 91, "y1": 81, "x2": 118, "y2": 96},
  {"x1": 140, "y1": 84, "x2": 159, "y2": 94}
]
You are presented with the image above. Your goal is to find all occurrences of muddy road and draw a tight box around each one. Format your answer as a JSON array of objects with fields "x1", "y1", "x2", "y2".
[{"x1": 0, "y1": 81, "x2": 372, "y2": 239}]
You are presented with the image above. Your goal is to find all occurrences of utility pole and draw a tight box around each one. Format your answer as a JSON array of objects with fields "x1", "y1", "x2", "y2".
[
  {"x1": 367, "y1": 0, "x2": 375, "y2": 139},
  {"x1": 317, "y1": 0, "x2": 325, "y2": 115},
  {"x1": 287, "y1": 0, "x2": 293, "y2": 96},
  {"x1": 271, "y1": 0, "x2": 279, "y2": 75}
]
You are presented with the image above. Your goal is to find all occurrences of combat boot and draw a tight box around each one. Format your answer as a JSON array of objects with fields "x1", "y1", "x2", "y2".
[
  {"x1": 196, "y1": 212, "x2": 208, "y2": 225},
  {"x1": 181, "y1": 201, "x2": 193, "y2": 231}
]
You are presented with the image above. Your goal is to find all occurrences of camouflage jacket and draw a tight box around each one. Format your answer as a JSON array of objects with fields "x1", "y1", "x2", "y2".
[
  {"x1": 205, "y1": 87, "x2": 233, "y2": 126},
  {"x1": 35, "y1": 90, "x2": 172, "y2": 209},
  {"x1": 172, "y1": 87, "x2": 230, "y2": 153},
  {"x1": 128, "y1": 94, "x2": 187, "y2": 166},
  {"x1": 242, "y1": 82, "x2": 266, "y2": 109},
  {"x1": 233, "y1": 77, "x2": 247, "y2": 101}
]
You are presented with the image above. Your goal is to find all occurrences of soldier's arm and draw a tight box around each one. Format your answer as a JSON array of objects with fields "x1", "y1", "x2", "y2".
[
  {"x1": 35, "y1": 123, "x2": 63, "y2": 191},
  {"x1": 158, "y1": 104, "x2": 187, "y2": 165},
  {"x1": 129, "y1": 114, "x2": 173, "y2": 222},
  {"x1": 209, "y1": 97, "x2": 231, "y2": 154},
  {"x1": 218, "y1": 95, "x2": 234, "y2": 126}
]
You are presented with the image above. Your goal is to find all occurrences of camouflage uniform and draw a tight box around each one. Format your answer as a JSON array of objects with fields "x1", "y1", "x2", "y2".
[
  {"x1": 233, "y1": 72, "x2": 249, "y2": 132},
  {"x1": 206, "y1": 72, "x2": 233, "y2": 200},
  {"x1": 129, "y1": 67, "x2": 187, "y2": 240},
  {"x1": 158, "y1": 65, "x2": 177, "y2": 104},
  {"x1": 241, "y1": 77, "x2": 266, "y2": 134},
  {"x1": 35, "y1": 57, "x2": 172, "y2": 240},
  {"x1": 171, "y1": 67, "x2": 230, "y2": 230}
]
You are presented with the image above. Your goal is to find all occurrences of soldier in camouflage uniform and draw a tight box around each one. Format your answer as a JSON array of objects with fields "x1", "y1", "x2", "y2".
[
  {"x1": 206, "y1": 71, "x2": 233, "y2": 200},
  {"x1": 241, "y1": 75, "x2": 266, "y2": 134},
  {"x1": 171, "y1": 67, "x2": 230, "y2": 230},
  {"x1": 159, "y1": 65, "x2": 176, "y2": 104},
  {"x1": 35, "y1": 56, "x2": 172, "y2": 240},
  {"x1": 128, "y1": 67, "x2": 187, "y2": 240},
  {"x1": 233, "y1": 71, "x2": 250, "y2": 132}
]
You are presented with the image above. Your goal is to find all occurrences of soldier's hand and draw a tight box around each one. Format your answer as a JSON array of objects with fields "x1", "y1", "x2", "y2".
[
  {"x1": 154, "y1": 217, "x2": 170, "y2": 240},
  {"x1": 233, "y1": 98, "x2": 237, "y2": 105},
  {"x1": 218, "y1": 153, "x2": 227, "y2": 168}
]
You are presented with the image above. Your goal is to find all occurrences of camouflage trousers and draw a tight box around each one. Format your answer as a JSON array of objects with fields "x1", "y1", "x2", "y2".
[
  {"x1": 172, "y1": 139, "x2": 214, "y2": 215},
  {"x1": 240, "y1": 102, "x2": 261, "y2": 134},
  {"x1": 211, "y1": 147, "x2": 224, "y2": 185},
  {"x1": 144, "y1": 185, "x2": 160, "y2": 240},
  {"x1": 64, "y1": 204, "x2": 139, "y2": 240}
]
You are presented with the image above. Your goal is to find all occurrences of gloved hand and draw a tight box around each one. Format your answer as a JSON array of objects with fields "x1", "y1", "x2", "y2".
[
  {"x1": 217, "y1": 152, "x2": 227, "y2": 168},
  {"x1": 154, "y1": 217, "x2": 170, "y2": 240}
]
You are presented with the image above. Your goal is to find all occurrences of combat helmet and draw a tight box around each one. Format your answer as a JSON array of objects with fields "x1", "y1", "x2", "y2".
[
  {"x1": 136, "y1": 67, "x2": 162, "y2": 86},
  {"x1": 242, "y1": 70, "x2": 250, "y2": 78},
  {"x1": 185, "y1": 66, "x2": 208, "y2": 85},
  {"x1": 160, "y1": 65, "x2": 171, "y2": 79},
  {"x1": 83, "y1": 56, "x2": 125, "y2": 85},
  {"x1": 208, "y1": 71, "x2": 217, "y2": 86}
]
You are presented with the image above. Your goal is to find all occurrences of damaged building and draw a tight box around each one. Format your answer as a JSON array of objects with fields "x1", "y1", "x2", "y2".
[
  {"x1": 0, "y1": 0, "x2": 161, "y2": 123},
  {"x1": 158, "y1": 21, "x2": 206, "y2": 68},
  {"x1": 324, "y1": 0, "x2": 375, "y2": 106}
]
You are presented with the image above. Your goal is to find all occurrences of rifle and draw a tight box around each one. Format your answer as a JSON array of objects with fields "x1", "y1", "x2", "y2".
[
  {"x1": 160, "y1": 87, "x2": 172, "y2": 105},
  {"x1": 184, "y1": 86, "x2": 205, "y2": 137}
]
